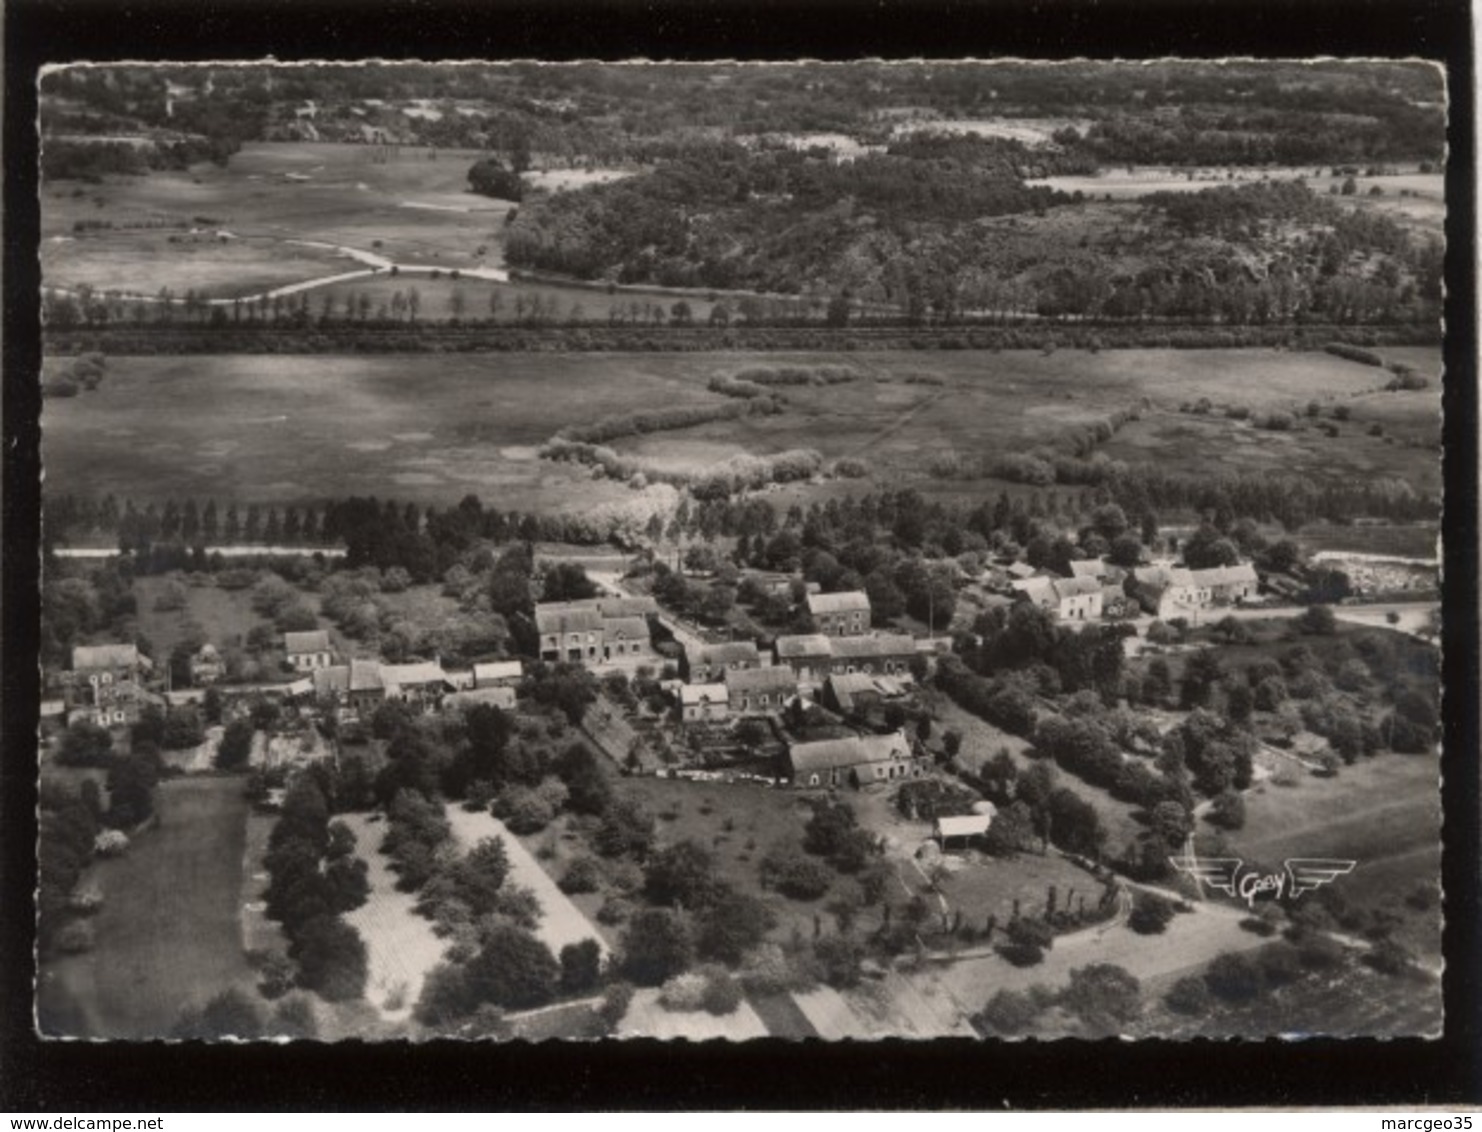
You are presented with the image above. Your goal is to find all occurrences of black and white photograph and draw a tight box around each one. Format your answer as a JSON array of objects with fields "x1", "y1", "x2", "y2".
[{"x1": 26, "y1": 56, "x2": 1455, "y2": 1049}]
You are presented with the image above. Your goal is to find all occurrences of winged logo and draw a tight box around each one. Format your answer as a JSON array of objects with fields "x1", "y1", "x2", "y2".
[
  {"x1": 1168, "y1": 853, "x2": 1243, "y2": 899},
  {"x1": 1285, "y1": 858, "x2": 1358, "y2": 898}
]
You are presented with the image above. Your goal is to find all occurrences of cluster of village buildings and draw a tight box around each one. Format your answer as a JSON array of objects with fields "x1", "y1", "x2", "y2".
[{"x1": 48, "y1": 549, "x2": 1270, "y2": 791}]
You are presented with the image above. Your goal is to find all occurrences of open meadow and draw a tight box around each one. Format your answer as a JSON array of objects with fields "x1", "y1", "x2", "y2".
[
  {"x1": 1227, "y1": 751, "x2": 1442, "y2": 957},
  {"x1": 42, "y1": 142, "x2": 511, "y2": 299},
  {"x1": 41, "y1": 347, "x2": 1438, "y2": 509},
  {"x1": 36, "y1": 776, "x2": 256, "y2": 1038}
]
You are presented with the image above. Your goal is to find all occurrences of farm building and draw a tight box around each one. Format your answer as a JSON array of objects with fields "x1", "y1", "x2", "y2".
[
  {"x1": 1012, "y1": 576, "x2": 1104, "y2": 621},
  {"x1": 1067, "y1": 558, "x2": 1111, "y2": 581},
  {"x1": 1131, "y1": 562, "x2": 1258, "y2": 617},
  {"x1": 594, "y1": 595, "x2": 660, "y2": 619},
  {"x1": 314, "y1": 658, "x2": 389, "y2": 720},
  {"x1": 679, "y1": 683, "x2": 730, "y2": 724},
  {"x1": 443, "y1": 685, "x2": 517, "y2": 712},
  {"x1": 284, "y1": 630, "x2": 335, "y2": 671},
  {"x1": 473, "y1": 659, "x2": 524, "y2": 687},
  {"x1": 822, "y1": 671, "x2": 913, "y2": 716},
  {"x1": 774, "y1": 634, "x2": 836, "y2": 682},
  {"x1": 725, "y1": 665, "x2": 800, "y2": 716},
  {"x1": 67, "y1": 643, "x2": 152, "y2": 728},
  {"x1": 786, "y1": 730, "x2": 926, "y2": 789},
  {"x1": 828, "y1": 634, "x2": 918, "y2": 676},
  {"x1": 683, "y1": 640, "x2": 761, "y2": 683},
  {"x1": 380, "y1": 661, "x2": 453, "y2": 709},
  {"x1": 807, "y1": 590, "x2": 872, "y2": 636},
  {"x1": 935, "y1": 809, "x2": 996, "y2": 850},
  {"x1": 535, "y1": 600, "x2": 653, "y2": 666}
]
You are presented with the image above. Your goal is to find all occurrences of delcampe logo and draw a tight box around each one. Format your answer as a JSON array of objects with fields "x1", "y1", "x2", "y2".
[{"x1": 1169, "y1": 847, "x2": 1357, "y2": 909}]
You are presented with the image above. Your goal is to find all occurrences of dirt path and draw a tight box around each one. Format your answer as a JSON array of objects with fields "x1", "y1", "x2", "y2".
[{"x1": 442, "y1": 804, "x2": 609, "y2": 961}]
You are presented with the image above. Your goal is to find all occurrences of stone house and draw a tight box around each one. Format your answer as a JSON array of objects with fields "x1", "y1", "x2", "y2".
[{"x1": 807, "y1": 590, "x2": 872, "y2": 636}]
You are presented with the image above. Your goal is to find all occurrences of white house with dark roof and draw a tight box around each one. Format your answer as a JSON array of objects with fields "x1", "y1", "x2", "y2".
[
  {"x1": 535, "y1": 600, "x2": 653, "y2": 666},
  {"x1": 807, "y1": 590, "x2": 871, "y2": 636},
  {"x1": 786, "y1": 730, "x2": 925, "y2": 789},
  {"x1": 284, "y1": 629, "x2": 334, "y2": 671},
  {"x1": 725, "y1": 665, "x2": 799, "y2": 716},
  {"x1": 679, "y1": 683, "x2": 730, "y2": 724},
  {"x1": 683, "y1": 640, "x2": 761, "y2": 683}
]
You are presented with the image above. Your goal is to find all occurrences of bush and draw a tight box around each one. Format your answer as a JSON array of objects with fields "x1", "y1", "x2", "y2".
[
  {"x1": 760, "y1": 848, "x2": 834, "y2": 900},
  {"x1": 1060, "y1": 963, "x2": 1141, "y2": 1034},
  {"x1": 1364, "y1": 938, "x2": 1419, "y2": 978},
  {"x1": 1204, "y1": 951, "x2": 1262, "y2": 1002},
  {"x1": 93, "y1": 829, "x2": 130, "y2": 857},
  {"x1": 1164, "y1": 974, "x2": 1213, "y2": 1015},
  {"x1": 658, "y1": 972, "x2": 708, "y2": 1012},
  {"x1": 812, "y1": 935, "x2": 864, "y2": 989},
  {"x1": 559, "y1": 856, "x2": 603, "y2": 895},
  {"x1": 977, "y1": 988, "x2": 1042, "y2": 1036},
  {"x1": 1127, "y1": 894, "x2": 1175, "y2": 935},
  {"x1": 998, "y1": 917, "x2": 1054, "y2": 967},
  {"x1": 1296, "y1": 933, "x2": 1346, "y2": 970},
  {"x1": 701, "y1": 970, "x2": 744, "y2": 1016},
  {"x1": 1257, "y1": 942, "x2": 1304, "y2": 987},
  {"x1": 559, "y1": 939, "x2": 604, "y2": 996}
]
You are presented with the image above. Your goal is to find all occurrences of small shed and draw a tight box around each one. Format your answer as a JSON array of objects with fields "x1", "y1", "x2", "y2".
[{"x1": 935, "y1": 809, "x2": 995, "y2": 850}]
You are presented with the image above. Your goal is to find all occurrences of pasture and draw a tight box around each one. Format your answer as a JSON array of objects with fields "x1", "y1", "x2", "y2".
[
  {"x1": 36, "y1": 776, "x2": 256, "y2": 1038},
  {"x1": 1229, "y1": 752, "x2": 1442, "y2": 956},
  {"x1": 40, "y1": 348, "x2": 1440, "y2": 508},
  {"x1": 42, "y1": 142, "x2": 511, "y2": 298}
]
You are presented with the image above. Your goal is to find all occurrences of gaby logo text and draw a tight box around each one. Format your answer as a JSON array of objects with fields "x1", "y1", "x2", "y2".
[{"x1": 1169, "y1": 852, "x2": 1357, "y2": 909}]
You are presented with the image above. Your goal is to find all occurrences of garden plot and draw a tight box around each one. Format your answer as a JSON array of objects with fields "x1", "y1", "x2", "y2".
[{"x1": 337, "y1": 811, "x2": 448, "y2": 1019}]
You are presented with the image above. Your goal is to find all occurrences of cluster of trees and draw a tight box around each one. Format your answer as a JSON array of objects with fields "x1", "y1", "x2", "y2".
[
  {"x1": 37, "y1": 776, "x2": 109, "y2": 954},
  {"x1": 262, "y1": 774, "x2": 371, "y2": 1001},
  {"x1": 979, "y1": 962, "x2": 1142, "y2": 1037}
]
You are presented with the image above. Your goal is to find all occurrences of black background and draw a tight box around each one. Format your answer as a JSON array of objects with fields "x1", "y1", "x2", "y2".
[{"x1": 4, "y1": 0, "x2": 1477, "y2": 1111}]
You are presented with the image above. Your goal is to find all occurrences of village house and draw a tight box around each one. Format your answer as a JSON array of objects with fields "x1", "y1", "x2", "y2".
[
  {"x1": 380, "y1": 660, "x2": 453, "y2": 709},
  {"x1": 1067, "y1": 558, "x2": 1112, "y2": 582},
  {"x1": 785, "y1": 730, "x2": 927, "y2": 789},
  {"x1": 314, "y1": 658, "x2": 388, "y2": 721},
  {"x1": 1129, "y1": 565, "x2": 1202, "y2": 618},
  {"x1": 679, "y1": 683, "x2": 730, "y2": 724},
  {"x1": 535, "y1": 601, "x2": 654, "y2": 666},
  {"x1": 774, "y1": 633, "x2": 837, "y2": 683},
  {"x1": 935, "y1": 808, "x2": 997, "y2": 851},
  {"x1": 683, "y1": 640, "x2": 761, "y2": 683},
  {"x1": 284, "y1": 630, "x2": 335, "y2": 671},
  {"x1": 1130, "y1": 562, "x2": 1259, "y2": 617},
  {"x1": 806, "y1": 590, "x2": 872, "y2": 636},
  {"x1": 1194, "y1": 563, "x2": 1260, "y2": 604},
  {"x1": 1012, "y1": 576, "x2": 1104, "y2": 622},
  {"x1": 725, "y1": 665, "x2": 800, "y2": 716},
  {"x1": 68, "y1": 643, "x2": 152, "y2": 728},
  {"x1": 827, "y1": 634, "x2": 919, "y2": 677}
]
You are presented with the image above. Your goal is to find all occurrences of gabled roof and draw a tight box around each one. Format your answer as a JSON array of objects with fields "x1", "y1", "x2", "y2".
[
  {"x1": 1053, "y1": 576, "x2": 1103, "y2": 599},
  {"x1": 534, "y1": 603, "x2": 604, "y2": 635},
  {"x1": 807, "y1": 590, "x2": 870, "y2": 616},
  {"x1": 473, "y1": 660, "x2": 524, "y2": 684},
  {"x1": 831, "y1": 634, "x2": 917, "y2": 659},
  {"x1": 689, "y1": 640, "x2": 760, "y2": 667},
  {"x1": 725, "y1": 666, "x2": 799, "y2": 694},
  {"x1": 1011, "y1": 577, "x2": 1057, "y2": 604},
  {"x1": 775, "y1": 634, "x2": 834, "y2": 659},
  {"x1": 284, "y1": 630, "x2": 331, "y2": 655},
  {"x1": 680, "y1": 683, "x2": 728, "y2": 706},
  {"x1": 789, "y1": 731, "x2": 913, "y2": 775},
  {"x1": 1068, "y1": 558, "x2": 1108, "y2": 580},
  {"x1": 314, "y1": 665, "x2": 350, "y2": 696},
  {"x1": 72, "y1": 643, "x2": 140, "y2": 671},
  {"x1": 348, "y1": 658, "x2": 384, "y2": 692},
  {"x1": 1134, "y1": 565, "x2": 1195, "y2": 591},
  {"x1": 602, "y1": 616, "x2": 650, "y2": 640},
  {"x1": 594, "y1": 595, "x2": 658, "y2": 618},
  {"x1": 828, "y1": 672, "x2": 909, "y2": 697},
  {"x1": 1005, "y1": 562, "x2": 1037, "y2": 579},
  {"x1": 379, "y1": 661, "x2": 449, "y2": 688},
  {"x1": 1191, "y1": 563, "x2": 1259, "y2": 587}
]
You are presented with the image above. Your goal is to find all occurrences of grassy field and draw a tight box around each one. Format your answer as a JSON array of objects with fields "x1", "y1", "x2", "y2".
[
  {"x1": 42, "y1": 142, "x2": 510, "y2": 297},
  {"x1": 36, "y1": 776, "x2": 256, "y2": 1038},
  {"x1": 42, "y1": 348, "x2": 1439, "y2": 508},
  {"x1": 1229, "y1": 752, "x2": 1442, "y2": 956}
]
